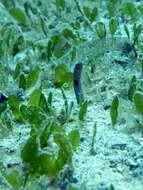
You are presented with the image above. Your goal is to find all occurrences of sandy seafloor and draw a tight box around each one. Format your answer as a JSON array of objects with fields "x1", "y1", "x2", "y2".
[
  {"x1": 1, "y1": 49, "x2": 143, "y2": 190},
  {"x1": 1, "y1": 1, "x2": 143, "y2": 190}
]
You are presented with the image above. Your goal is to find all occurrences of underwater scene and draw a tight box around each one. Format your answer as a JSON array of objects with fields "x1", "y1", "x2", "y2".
[{"x1": 0, "y1": 0, "x2": 143, "y2": 189}]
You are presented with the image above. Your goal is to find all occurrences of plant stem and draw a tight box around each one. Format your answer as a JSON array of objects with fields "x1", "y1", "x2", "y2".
[{"x1": 74, "y1": 0, "x2": 94, "y2": 32}]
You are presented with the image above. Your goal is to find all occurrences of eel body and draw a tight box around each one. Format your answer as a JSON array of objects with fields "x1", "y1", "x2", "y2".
[{"x1": 73, "y1": 62, "x2": 84, "y2": 105}]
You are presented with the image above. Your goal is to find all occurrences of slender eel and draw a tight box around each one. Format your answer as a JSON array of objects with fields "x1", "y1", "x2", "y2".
[
  {"x1": 0, "y1": 93, "x2": 8, "y2": 103},
  {"x1": 73, "y1": 62, "x2": 84, "y2": 105}
]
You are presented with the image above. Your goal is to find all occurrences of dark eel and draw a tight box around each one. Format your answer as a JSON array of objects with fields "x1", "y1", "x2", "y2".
[{"x1": 73, "y1": 62, "x2": 84, "y2": 105}]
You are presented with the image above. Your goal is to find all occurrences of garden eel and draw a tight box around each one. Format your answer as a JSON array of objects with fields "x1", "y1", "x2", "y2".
[{"x1": 73, "y1": 62, "x2": 84, "y2": 105}]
